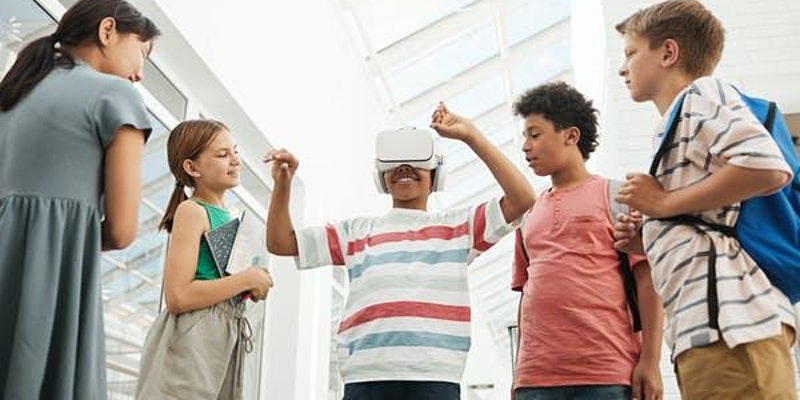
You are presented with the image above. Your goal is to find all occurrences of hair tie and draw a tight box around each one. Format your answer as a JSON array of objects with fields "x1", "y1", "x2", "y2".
[{"x1": 50, "y1": 34, "x2": 61, "y2": 49}]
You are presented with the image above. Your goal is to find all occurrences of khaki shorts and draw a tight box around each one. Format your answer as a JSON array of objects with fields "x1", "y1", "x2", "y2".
[
  {"x1": 675, "y1": 324, "x2": 797, "y2": 400},
  {"x1": 136, "y1": 301, "x2": 251, "y2": 400}
]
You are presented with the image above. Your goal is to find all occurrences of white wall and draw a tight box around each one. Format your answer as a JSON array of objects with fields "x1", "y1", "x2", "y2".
[
  {"x1": 570, "y1": 0, "x2": 610, "y2": 174},
  {"x1": 600, "y1": 0, "x2": 800, "y2": 179}
]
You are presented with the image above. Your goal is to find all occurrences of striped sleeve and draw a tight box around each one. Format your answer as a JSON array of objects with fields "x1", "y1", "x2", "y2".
[
  {"x1": 467, "y1": 197, "x2": 518, "y2": 264},
  {"x1": 295, "y1": 221, "x2": 349, "y2": 269},
  {"x1": 687, "y1": 80, "x2": 792, "y2": 189}
]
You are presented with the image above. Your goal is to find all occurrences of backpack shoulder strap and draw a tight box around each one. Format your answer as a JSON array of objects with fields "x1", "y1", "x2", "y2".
[
  {"x1": 606, "y1": 178, "x2": 642, "y2": 332},
  {"x1": 649, "y1": 94, "x2": 687, "y2": 177},
  {"x1": 764, "y1": 101, "x2": 777, "y2": 132}
]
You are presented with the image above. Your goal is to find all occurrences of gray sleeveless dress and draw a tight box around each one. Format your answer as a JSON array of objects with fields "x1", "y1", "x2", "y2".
[{"x1": 0, "y1": 63, "x2": 152, "y2": 399}]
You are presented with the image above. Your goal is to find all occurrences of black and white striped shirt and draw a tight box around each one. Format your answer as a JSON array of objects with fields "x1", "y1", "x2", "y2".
[{"x1": 643, "y1": 77, "x2": 795, "y2": 360}]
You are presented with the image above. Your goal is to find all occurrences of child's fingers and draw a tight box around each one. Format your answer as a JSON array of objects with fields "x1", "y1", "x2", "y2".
[
  {"x1": 625, "y1": 172, "x2": 646, "y2": 181},
  {"x1": 613, "y1": 228, "x2": 633, "y2": 241},
  {"x1": 265, "y1": 150, "x2": 299, "y2": 171},
  {"x1": 615, "y1": 192, "x2": 630, "y2": 205},
  {"x1": 613, "y1": 220, "x2": 637, "y2": 237},
  {"x1": 631, "y1": 374, "x2": 643, "y2": 400},
  {"x1": 430, "y1": 107, "x2": 441, "y2": 121},
  {"x1": 263, "y1": 151, "x2": 281, "y2": 163},
  {"x1": 264, "y1": 148, "x2": 292, "y2": 162}
]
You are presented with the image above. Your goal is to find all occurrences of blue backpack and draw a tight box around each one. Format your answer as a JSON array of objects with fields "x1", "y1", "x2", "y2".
[{"x1": 650, "y1": 89, "x2": 800, "y2": 329}]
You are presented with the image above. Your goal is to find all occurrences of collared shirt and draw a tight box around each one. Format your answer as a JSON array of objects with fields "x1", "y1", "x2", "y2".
[
  {"x1": 512, "y1": 176, "x2": 647, "y2": 388},
  {"x1": 643, "y1": 77, "x2": 795, "y2": 360}
]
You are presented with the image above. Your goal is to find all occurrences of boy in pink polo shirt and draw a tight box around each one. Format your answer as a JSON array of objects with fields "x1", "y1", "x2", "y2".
[{"x1": 512, "y1": 82, "x2": 664, "y2": 400}]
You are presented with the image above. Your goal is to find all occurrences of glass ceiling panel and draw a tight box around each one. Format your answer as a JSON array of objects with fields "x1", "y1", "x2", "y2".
[
  {"x1": 355, "y1": 0, "x2": 475, "y2": 51},
  {"x1": 141, "y1": 115, "x2": 170, "y2": 182},
  {"x1": 137, "y1": 201, "x2": 157, "y2": 224},
  {"x1": 446, "y1": 75, "x2": 505, "y2": 119},
  {"x1": 405, "y1": 110, "x2": 435, "y2": 131},
  {"x1": 439, "y1": 168, "x2": 494, "y2": 206},
  {"x1": 148, "y1": 183, "x2": 174, "y2": 211},
  {"x1": 404, "y1": 76, "x2": 505, "y2": 160},
  {"x1": 108, "y1": 226, "x2": 164, "y2": 263},
  {"x1": 141, "y1": 151, "x2": 169, "y2": 188},
  {"x1": 504, "y1": 0, "x2": 570, "y2": 47},
  {"x1": 386, "y1": 20, "x2": 498, "y2": 104},
  {"x1": 445, "y1": 116, "x2": 514, "y2": 170},
  {"x1": 510, "y1": 40, "x2": 571, "y2": 95},
  {"x1": 238, "y1": 161, "x2": 270, "y2": 209},
  {"x1": 142, "y1": 61, "x2": 187, "y2": 121},
  {"x1": 146, "y1": 111, "x2": 170, "y2": 143},
  {"x1": 0, "y1": 0, "x2": 54, "y2": 49}
]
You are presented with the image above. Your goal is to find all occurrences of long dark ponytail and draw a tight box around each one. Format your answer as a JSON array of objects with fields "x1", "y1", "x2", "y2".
[{"x1": 0, "y1": 0, "x2": 160, "y2": 111}]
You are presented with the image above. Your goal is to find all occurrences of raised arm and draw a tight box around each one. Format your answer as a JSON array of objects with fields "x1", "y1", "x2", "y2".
[
  {"x1": 430, "y1": 102, "x2": 535, "y2": 222},
  {"x1": 265, "y1": 148, "x2": 300, "y2": 256}
]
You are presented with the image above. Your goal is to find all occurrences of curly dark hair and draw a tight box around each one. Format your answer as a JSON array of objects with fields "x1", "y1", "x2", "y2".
[{"x1": 513, "y1": 81, "x2": 599, "y2": 160}]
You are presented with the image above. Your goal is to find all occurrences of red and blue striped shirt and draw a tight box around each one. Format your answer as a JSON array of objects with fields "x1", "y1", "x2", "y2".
[{"x1": 295, "y1": 198, "x2": 515, "y2": 384}]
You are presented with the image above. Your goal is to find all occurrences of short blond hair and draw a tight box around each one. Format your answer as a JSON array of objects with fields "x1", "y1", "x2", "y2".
[{"x1": 615, "y1": 0, "x2": 725, "y2": 78}]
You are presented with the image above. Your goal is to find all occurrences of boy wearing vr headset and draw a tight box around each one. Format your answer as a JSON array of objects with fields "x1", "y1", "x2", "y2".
[{"x1": 266, "y1": 102, "x2": 534, "y2": 400}]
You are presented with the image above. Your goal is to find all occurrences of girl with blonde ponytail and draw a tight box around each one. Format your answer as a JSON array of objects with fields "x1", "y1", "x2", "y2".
[{"x1": 137, "y1": 119, "x2": 273, "y2": 400}]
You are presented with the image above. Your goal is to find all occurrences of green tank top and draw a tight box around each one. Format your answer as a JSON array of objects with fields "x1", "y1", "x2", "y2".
[{"x1": 193, "y1": 199, "x2": 233, "y2": 280}]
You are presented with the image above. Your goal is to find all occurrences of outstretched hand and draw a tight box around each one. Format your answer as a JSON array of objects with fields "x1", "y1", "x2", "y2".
[
  {"x1": 263, "y1": 148, "x2": 299, "y2": 183},
  {"x1": 429, "y1": 101, "x2": 479, "y2": 142}
]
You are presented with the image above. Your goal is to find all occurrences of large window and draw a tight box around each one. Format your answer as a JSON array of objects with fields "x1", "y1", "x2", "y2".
[{"x1": 0, "y1": 0, "x2": 56, "y2": 72}]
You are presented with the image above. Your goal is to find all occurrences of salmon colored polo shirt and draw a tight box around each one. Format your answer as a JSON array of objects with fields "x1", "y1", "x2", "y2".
[{"x1": 512, "y1": 176, "x2": 646, "y2": 389}]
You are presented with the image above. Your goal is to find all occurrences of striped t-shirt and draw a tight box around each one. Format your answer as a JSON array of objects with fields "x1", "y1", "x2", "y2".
[
  {"x1": 643, "y1": 77, "x2": 795, "y2": 360},
  {"x1": 295, "y1": 198, "x2": 515, "y2": 384}
]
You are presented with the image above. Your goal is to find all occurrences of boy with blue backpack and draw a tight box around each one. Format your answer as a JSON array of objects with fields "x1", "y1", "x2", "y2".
[{"x1": 613, "y1": 1, "x2": 800, "y2": 399}]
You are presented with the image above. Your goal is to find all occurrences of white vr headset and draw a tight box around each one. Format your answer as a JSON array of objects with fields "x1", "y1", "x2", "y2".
[{"x1": 373, "y1": 127, "x2": 446, "y2": 194}]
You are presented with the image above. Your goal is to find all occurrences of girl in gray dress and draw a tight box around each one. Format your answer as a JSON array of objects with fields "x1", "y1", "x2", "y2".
[{"x1": 0, "y1": 0, "x2": 159, "y2": 398}]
